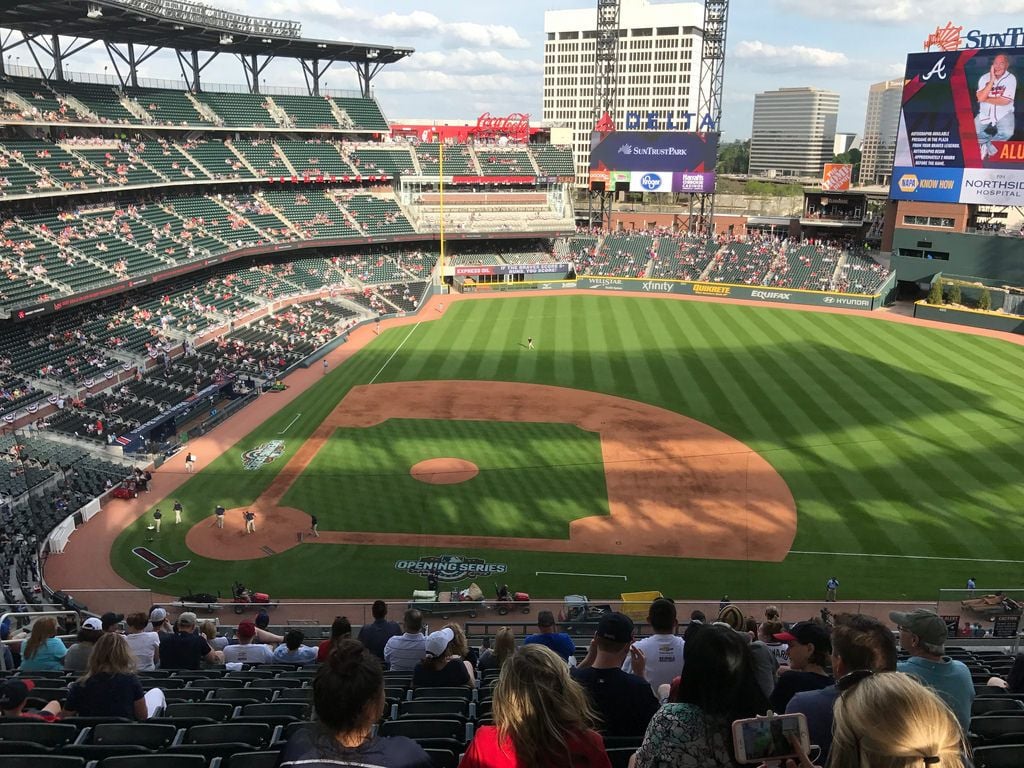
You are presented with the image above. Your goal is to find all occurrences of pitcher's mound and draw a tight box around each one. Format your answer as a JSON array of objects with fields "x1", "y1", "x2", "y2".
[{"x1": 411, "y1": 458, "x2": 479, "y2": 485}]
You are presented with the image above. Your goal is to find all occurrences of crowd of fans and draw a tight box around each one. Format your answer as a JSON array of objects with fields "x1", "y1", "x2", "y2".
[{"x1": 0, "y1": 595, "x2": 1007, "y2": 767}]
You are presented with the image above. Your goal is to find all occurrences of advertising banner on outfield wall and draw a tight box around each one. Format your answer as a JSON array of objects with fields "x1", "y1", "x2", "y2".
[{"x1": 577, "y1": 278, "x2": 878, "y2": 310}]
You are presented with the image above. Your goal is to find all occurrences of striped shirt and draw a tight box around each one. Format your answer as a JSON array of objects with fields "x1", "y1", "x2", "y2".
[{"x1": 384, "y1": 632, "x2": 426, "y2": 672}]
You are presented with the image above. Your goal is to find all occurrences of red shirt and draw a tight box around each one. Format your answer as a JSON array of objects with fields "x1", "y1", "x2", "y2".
[{"x1": 461, "y1": 725, "x2": 611, "y2": 768}]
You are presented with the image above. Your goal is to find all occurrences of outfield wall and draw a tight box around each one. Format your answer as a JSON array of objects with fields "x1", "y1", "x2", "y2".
[
  {"x1": 914, "y1": 301, "x2": 1024, "y2": 335},
  {"x1": 576, "y1": 277, "x2": 885, "y2": 310}
]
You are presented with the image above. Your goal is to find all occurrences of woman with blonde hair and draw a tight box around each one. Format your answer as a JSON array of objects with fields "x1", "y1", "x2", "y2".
[
  {"x1": 62, "y1": 632, "x2": 149, "y2": 720},
  {"x1": 19, "y1": 617, "x2": 67, "y2": 671},
  {"x1": 780, "y1": 672, "x2": 968, "y2": 768},
  {"x1": 461, "y1": 644, "x2": 611, "y2": 767},
  {"x1": 829, "y1": 672, "x2": 967, "y2": 768},
  {"x1": 478, "y1": 626, "x2": 516, "y2": 674}
]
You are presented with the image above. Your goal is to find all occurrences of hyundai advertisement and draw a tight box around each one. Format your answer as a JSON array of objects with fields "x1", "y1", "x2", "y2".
[{"x1": 891, "y1": 47, "x2": 1024, "y2": 204}]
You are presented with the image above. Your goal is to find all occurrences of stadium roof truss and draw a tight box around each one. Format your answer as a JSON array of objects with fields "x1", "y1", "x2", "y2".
[{"x1": 0, "y1": 0, "x2": 413, "y2": 96}]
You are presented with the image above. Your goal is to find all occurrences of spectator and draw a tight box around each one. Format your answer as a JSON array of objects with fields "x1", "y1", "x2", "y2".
[
  {"x1": 683, "y1": 610, "x2": 706, "y2": 643},
  {"x1": 147, "y1": 607, "x2": 172, "y2": 635},
  {"x1": 317, "y1": 616, "x2": 353, "y2": 662},
  {"x1": 461, "y1": 644, "x2": 610, "y2": 768},
  {"x1": 445, "y1": 622, "x2": 478, "y2": 671},
  {"x1": 0, "y1": 618, "x2": 13, "y2": 671},
  {"x1": 770, "y1": 621, "x2": 834, "y2": 713},
  {"x1": 412, "y1": 628, "x2": 473, "y2": 688},
  {"x1": 786, "y1": 613, "x2": 898, "y2": 765},
  {"x1": 384, "y1": 609, "x2": 426, "y2": 673},
  {"x1": 623, "y1": 597, "x2": 685, "y2": 694},
  {"x1": 159, "y1": 612, "x2": 216, "y2": 670},
  {"x1": 572, "y1": 612, "x2": 660, "y2": 739},
  {"x1": 523, "y1": 610, "x2": 576, "y2": 663},
  {"x1": 63, "y1": 633, "x2": 154, "y2": 720},
  {"x1": 19, "y1": 617, "x2": 67, "y2": 671},
  {"x1": 278, "y1": 639, "x2": 431, "y2": 767},
  {"x1": 0, "y1": 678, "x2": 62, "y2": 721},
  {"x1": 357, "y1": 600, "x2": 402, "y2": 662},
  {"x1": 64, "y1": 617, "x2": 104, "y2": 672},
  {"x1": 477, "y1": 626, "x2": 515, "y2": 675},
  {"x1": 717, "y1": 605, "x2": 778, "y2": 699},
  {"x1": 633, "y1": 625, "x2": 769, "y2": 768},
  {"x1": 890, "y1": 609, "x2": 974, "y2": 731},
  {"x1": 101, "y1": 612, "x2": 124, "y2": 633},
  {"x1": 123, "y1": 612, "x2": 160, "y2": 671},
  {"x1": 821, "y1": 672, "x2": 968, "y2": 768},
  {"x1": 760, "y1": 619, "x2": 789, "y2": 667},
  {"x1": 1005, "y1": 653, "x2": 1024, "y2": 693},
  {"x1": 223, "y1": 621, "x2": 275, "y2": 664},
  {"x1": 274, "y1": 630, "x2": 318, "y2": 665},
  {"x1": 198, "y1": 621, "x2": 228, "y2": 662}
]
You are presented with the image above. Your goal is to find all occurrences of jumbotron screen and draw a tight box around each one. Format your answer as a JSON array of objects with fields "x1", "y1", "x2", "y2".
[
  {"x1": 589, "y1": 131, "x2": 718, "y2": 193},
  {"x1": 891, "y1": 47, "x2": 1024, "y2": 205}
]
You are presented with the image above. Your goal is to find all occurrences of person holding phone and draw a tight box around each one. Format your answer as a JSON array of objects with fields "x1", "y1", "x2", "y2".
[
  {"x1": 766, "y1": 672, "x2": 968, "y2": 768},
  {"x1": 631, "y1": 624, "x2": 768, "y2": 768}
]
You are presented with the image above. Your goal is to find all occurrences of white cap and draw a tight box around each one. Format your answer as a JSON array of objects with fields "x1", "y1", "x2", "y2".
[
  {"x1": 82, "y1": 617, "x2": 103, "y2": 630},
  {"x1": 424, "y1": 627, "x2": 455, "y2": 658},
  {"x1": 149, "y1": 607, "x2": 167, "y2": 623}
]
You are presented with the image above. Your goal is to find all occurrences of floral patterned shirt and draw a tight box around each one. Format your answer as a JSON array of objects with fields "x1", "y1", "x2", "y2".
[{"x1": 633, "y1": 703, "x2": 739, "y2": 768}]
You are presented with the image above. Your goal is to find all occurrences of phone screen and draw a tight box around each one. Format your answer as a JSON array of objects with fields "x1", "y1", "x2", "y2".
[{"x1": 736, "y1": 715, "x2": 804, "y2": 761}]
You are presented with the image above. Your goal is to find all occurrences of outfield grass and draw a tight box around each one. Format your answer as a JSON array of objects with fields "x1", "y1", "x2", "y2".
[
  {"x1": 279, "y1": 418, "x2": 608, "y2": 538},
  {"x1": 109, "y1": 295, "x2": 1024, "y2": 600}
]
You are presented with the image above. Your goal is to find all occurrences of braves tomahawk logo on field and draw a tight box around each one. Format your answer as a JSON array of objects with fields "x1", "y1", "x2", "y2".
[{"x1": 132, "y1": 547, "x2": 190, "y2": 578}]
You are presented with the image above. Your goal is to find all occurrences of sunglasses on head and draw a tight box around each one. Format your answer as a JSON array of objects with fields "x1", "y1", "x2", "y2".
[{"x1": 836, "y1": 668, "x2": 873, "y2": 692}]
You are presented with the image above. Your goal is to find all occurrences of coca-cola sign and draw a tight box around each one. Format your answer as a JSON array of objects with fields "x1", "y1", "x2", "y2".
[{"x1": 474, "y1": 112, "x2": 530, "y2": 142}]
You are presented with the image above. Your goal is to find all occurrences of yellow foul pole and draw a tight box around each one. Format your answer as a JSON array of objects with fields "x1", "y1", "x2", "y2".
[{"x1": 438, "y1": 141, "x2": 445, "y2": 286}]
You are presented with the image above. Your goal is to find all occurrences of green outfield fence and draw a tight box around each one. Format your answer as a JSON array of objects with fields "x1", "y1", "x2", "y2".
[{"x1": 915, "y1": 301, "x2": 1024, "y2": 335}]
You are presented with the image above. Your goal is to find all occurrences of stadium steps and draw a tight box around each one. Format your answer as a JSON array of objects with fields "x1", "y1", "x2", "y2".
[
  {"x1": 526, "y1": 151, "x2": 542, "y2": 176},
  {"x1": 119, "y1": 95, "x2": 152, "y2": 123},
  {"x1": 61, "y1": 146, "x2": 120, "y2": 185},
  {"x1": 2, "y1": 90, "x2": 34, "y2": 117},
  {"x1": 328, "y1": 99, "x2": 354, "y2": 128},
  {"x1": 54, "y1": 93, "x2": 96, "y2": 122},
  {"x1": 642, "y1": 238, "x2": 660, "y2": 278},
  {"x1": 325, "y1": 192, "x2": 367, "y2": 234},
  {"x1": 270, "y1": 143, "x2": 299, "y2": 176},
  {"x1": 1, "y1": 148, "x2": 46, "y2": 192},
  {"x1": 222, "y1": 140, "x2": 263, "y2": 178},
  {"x1": 253, "y1": 192, "x2": 301, "y2": 234},
  {"x1": 466, "y1": 147, "x2": 484, "y2": 175},
  {"x1": 832, "y1": 251, "x2": 849, "y2": 285},
  {"x1": 263, "y1": 96, "x2": 291, "y2": 127},
  {"x1": 174, "y1": 144, "x2": 216, "y2": 180},
  {"x1": 185, "y1": 93, "x2": 225, "y2": 125},
  {"x1": 16, "y1": 221, "x2": 118, "y2": 285}
]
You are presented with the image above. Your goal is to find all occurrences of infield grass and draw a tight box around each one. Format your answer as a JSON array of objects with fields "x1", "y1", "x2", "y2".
[
  {"x1": 280, "y1": 418, "x2": 608, "y2": 538},
  {"x1": 109, "y1": 294, "x2": 1024, "y2": 600}
]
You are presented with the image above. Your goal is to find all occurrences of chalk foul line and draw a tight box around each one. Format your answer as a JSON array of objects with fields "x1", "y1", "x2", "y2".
[
  {"x1": 278, "y1": 413, "x2": 301, "y2": 434},
  {"x1": 369, "y1": 322, "x2": 422, "y2": 385},
  {"x1": 790, "y1": 550, "x2": 1024, "y2": 565}
]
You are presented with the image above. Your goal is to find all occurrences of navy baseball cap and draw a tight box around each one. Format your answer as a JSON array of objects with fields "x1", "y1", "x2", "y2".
[{"x1": 597, "y1": 612, "x2": 634, "y2": 643}]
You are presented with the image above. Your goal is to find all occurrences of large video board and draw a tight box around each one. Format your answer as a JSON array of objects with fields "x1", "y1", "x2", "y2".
[
  {"x1": 589, "y1": 131, "x2": 717, "y2": 193},
  {"x1": 891, "y1": 47, "x2": 1024, "y2": 205}
]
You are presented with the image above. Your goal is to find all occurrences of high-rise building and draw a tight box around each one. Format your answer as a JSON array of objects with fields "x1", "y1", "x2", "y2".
[
  {"x1": 748, "y1": 87, "x2": 839, "y2": 178},
  {"x1": 860, "y1": 79, "x2": 903, "y2": 187},
  {"x1": 543, "y1": 0, "x2": 705, "y2": 187}
]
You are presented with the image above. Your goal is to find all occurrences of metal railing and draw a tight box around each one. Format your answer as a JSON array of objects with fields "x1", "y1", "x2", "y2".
[{"x1": 0, "y1": 608, "x2": 83, "y2": 671}]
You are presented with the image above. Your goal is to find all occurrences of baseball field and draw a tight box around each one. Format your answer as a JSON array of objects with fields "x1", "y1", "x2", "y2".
[{"x1": 108, "y1": 293, "x2": 1024, "y2": 601}]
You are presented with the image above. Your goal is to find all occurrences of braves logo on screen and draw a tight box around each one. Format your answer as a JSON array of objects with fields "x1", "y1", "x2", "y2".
[{"x1": 640, "y1": 173, "x2": 663, "y2": 191}]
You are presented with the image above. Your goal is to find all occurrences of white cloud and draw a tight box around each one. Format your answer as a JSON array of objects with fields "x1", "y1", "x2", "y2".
[
  {"x1": 397, "y1": 49, "x2": 541, "y2": 75},
  {"x1": 735, "y1": 40, "x2": 850, "y2": 69},
  {"x1": 258, "y1": 2, "x2": 529, "y2": 48},
  {"x1": 777, "y1": 0, "x2": 1024, "y2": 21}
]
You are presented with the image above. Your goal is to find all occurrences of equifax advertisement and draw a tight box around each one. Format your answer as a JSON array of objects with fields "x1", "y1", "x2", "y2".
[{"x1": 891, "y1": 47, "x2": 1024, "y2": 204}]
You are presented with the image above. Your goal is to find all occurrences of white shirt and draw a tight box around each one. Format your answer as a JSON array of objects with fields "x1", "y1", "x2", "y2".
[
  {"x1": 125, "y1": 631, "x2": 160, "y2": 671},
  {"x1": 222, "y1": 642, "x2": 275, "y2": 665},
  {"x1": 979, "y1": 71, "x2": 1017, "y2": 123},
  {"x1": 622, "y1": 633, "x2": 685, "y2": 693},
  {"x1": 384, "y1": 632, "x2": 426, "y2": 672}
]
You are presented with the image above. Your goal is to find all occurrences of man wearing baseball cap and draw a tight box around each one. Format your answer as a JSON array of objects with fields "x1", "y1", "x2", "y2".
[
  {"x1": 890, "y1": 608, "x2": 974, "y2": 731},
  {"x1": 0, "y1": 678, "x2": 62, "y2": 721},
  {"x1": 571, "y1": 612, "x2": 660, "y2": 738},
  {"x1": 769, "y1": 621, "x2": 833, "y2": 713},
  {"x1": 101, "y1": 612, "x2": 124, "y2": 632},
  {"x1": 158, "y1": 612, "x2": 217, "y2": 670},
  {"x1": 222, "y1": 621, "x2": 275, "y2": 665}
]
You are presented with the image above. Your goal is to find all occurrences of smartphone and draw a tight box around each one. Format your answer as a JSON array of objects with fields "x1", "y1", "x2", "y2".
[{"x1": 732, "y1": 713, "x2": 810, "y2": 764}]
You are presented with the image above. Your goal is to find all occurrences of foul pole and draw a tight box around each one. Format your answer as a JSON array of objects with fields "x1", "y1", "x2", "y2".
[{"x1": 438, "y1": 142, "x2": 446, "y2": 286}]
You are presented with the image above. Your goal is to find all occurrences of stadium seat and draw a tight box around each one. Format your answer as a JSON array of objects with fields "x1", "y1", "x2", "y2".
[
  {"x1": 184, "y1": 722, "x2": 274, "y2": 748},
  {"x1": 378, "y1": 718, "x2": 468, "y2": 744},
  {"x1": 100, "y1": 756, "x2": 206, "y2": 768},
  {"x1": 0, "y1": 741, "x2": 54, "y2": 755},
  {"x1": 2, "y1": 757, "x2": 85, "y2": 768},
  {"x1": 163, "y1": 703, "x2": 236, "y2": 722},
  {"x1": 412, "y1": 687, "x2": 475, "y2": 701},
  {"x1": 974, "y1": 744, "x2": 1024, "y2": 768},
  {"x1": 970, "y1": 716, "x2": 1024, "y2": 746},
  {"x1": 89, "y1": 723, "x2": 180, "y2": 749},
  {"x1": 221, "y1": 750, "x2": 282, "y2": 768},
  {"x1": 424, "y1": 748, "x2": 458, "y2": 768},
  {"x1": 395, "y1": 699, "x2": 472, "y2": 721},
  {"x1": 240, "y1": 702, "x2": 310, "y2": 719},
  {"x1": 63, "y1": 744, "x2": 151, "y2": 761},
  {"x1": 975, "y1": 698, "x2": 1024, "y2": 716},
  {"x1": 0, "y1": 722, "x2": 78, "y2": 747}
]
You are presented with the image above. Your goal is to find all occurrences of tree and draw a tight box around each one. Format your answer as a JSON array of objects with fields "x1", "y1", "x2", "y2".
[
  {"x1": 927, "y1": 279, "x2": 944, "y2": 305},
  {"x1": 979, "y1": 287, "x2": 992, "y2": 311},
  {"x1": 949, "y1": 281, "x2": 962, "y2": 306},
  {"x1": 718, "y1": 140, "x2": 750, "y2": 174},
  {"x1": 831, "y1": 148, "x2": 862, "y2": 184}
]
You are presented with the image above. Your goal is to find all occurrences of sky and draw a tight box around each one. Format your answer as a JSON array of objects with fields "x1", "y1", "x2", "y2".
[{"x1": 30, "y1": 0, "x2": 1024, "y2": 141}]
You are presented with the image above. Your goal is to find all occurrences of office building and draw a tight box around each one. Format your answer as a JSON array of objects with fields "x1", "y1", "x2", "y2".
[
  {"x1": 860, "y1": 79, "x2": 903, "y2": 187},
  {"x1": 749, "y1": 87, "x2": 839, "y2": 178}
]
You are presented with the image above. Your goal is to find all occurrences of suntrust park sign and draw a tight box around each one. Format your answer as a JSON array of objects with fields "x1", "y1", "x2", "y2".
[{"x1": 925, "y1": 21, "x2": 1024, "y2": 50}]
